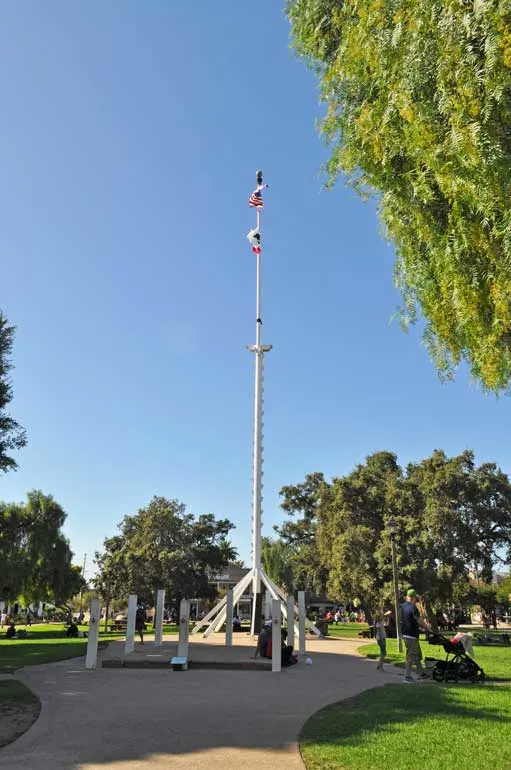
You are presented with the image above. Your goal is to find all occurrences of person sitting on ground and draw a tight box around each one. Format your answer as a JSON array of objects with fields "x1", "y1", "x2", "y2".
[
  {"x1": 67, "y1": 620, "x2": 79, "y2": 638},
  {"x1": 233, "y1": 614, "x2": 241, "y2": 630},
  {"x1": 254, "y1": 622, "x2": 272, "y2": 658},
  {"x1": 5, "y1": 621, "x2": 16, "y2": 639},
  {"x1": 280, "y1": 628, "x2": 297, "y2": 667},
  {"x1": 263, "y1": 626, "x2": 298, "y2": 667}
]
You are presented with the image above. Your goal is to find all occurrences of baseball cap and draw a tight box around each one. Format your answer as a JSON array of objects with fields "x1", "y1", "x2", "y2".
[{"x1": 406, "y1": 589, "x2": 417, "y2": 597}]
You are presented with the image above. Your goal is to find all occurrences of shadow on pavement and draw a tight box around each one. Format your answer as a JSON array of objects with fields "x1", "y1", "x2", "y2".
[{"x1": 0, "y1": 647, "x2": 401, "y2": 769}]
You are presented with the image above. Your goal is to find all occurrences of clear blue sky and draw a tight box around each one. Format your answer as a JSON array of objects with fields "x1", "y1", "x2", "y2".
[{"x1": 1, "y1": 2, "x2": 509, "y2": 576}]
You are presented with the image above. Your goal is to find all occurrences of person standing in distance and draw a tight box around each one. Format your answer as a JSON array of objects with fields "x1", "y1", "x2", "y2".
[
  {"x1": 402, "y1": 589, "x2": 431, "y2": 682},
  {"x1": 135, "y1": 605, "x2": 146, "y2": 645}
]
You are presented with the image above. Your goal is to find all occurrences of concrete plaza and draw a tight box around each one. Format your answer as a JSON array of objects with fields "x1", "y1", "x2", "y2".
[{"x1": 0, "y1": 634, "x2": 402, "y2": 770}]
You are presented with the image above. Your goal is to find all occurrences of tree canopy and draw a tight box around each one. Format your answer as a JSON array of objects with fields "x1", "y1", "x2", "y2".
[
  {"x1": 288, "y1": 0, "x2": 511, "y2": 391},
  {"x1": 94, "y1": 496, "x2": 236, "y2": 609},
  {"x1": 277, "y1": 450, "x2": 511, "y2": 613},
  {"x1": 276, "y1": 472, "x2": 329, "y2": 595},
  {"x1": 0, "y1": 491, "x2": 83, "y2": 606},
  {"x1": 261, "y1": 536, "x2": 294, "y2": 591},
  {"x1": 0, "y1": 311, "x2": 27, "y2": 472},
  {"x1": 496, "y1": 573, "x2": 511, "y2": 606}
]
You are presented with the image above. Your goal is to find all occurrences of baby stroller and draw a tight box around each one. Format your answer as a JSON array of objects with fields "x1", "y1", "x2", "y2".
[{"x1": 427, "y1": 633, "x2": 485, "y2": 683}]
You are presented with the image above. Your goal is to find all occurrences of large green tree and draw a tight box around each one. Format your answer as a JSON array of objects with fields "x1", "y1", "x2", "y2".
[
  {"x1": 94, "y1": 497, "x2": 236, "y2": 610},
  {"x1": 279, "y1": 450, "x2": 511, "y2": 614},
  {"x1": 276, "y1": 472, "x2": 328, "y2": 594},
  {"x1": 0, "y1": 312, "x2": 27, "y2": 473},
  {"x1": 261, "y1": 536, "x2": 294, "y2": 591},
  {"x1": 288, "y1": 0, "x2": 511, "y2": 391},
  {"x1": 496, "y1": 573, "x2": 511, "y2": 607},
  {"x1": 0, "y1": 491, "x2": 83, "y2": 605}
]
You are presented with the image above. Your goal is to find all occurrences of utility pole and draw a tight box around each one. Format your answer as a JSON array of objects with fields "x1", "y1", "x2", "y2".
[{"x1": 388, "y1": 519, "x2": 402, "y2": 653}]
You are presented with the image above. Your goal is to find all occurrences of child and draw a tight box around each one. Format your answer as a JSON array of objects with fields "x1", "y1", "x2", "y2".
[{"x1": 374, "y1": 611, "x2": 387, "y2": 671}]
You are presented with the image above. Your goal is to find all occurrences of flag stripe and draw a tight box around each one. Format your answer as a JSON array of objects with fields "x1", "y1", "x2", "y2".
[{"x1": 249, "y1": 183, "x2": 267, "y2": 208}]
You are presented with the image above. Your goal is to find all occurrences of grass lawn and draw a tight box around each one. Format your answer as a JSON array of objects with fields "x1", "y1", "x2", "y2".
[
  {"x1": 300, "y1": 684, "x2": 511, "y2": 770},
  {"x1": 0, "y1": 638, "x2": 91, "y2": 672},
  {"x1": 326, "y1": 623, "x2": 369, "y2": 639},
  {"x1": 359, "y1": 637, "x2": 511, "y2": 681}
]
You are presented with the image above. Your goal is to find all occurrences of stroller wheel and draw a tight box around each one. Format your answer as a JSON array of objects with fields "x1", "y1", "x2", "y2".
[
  {"x1": 432, "y1": 664, "x2": 445, "y2": 683},
  {"x1": 472, "y1": 669, "x2": 485, "y2": 684},
  {"x1": 446, "y1": 663, "x2": 458, "y2": 683}
]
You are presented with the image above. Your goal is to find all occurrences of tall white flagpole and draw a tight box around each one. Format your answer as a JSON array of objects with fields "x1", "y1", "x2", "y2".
[
  {"x1": 190, "y1": 170, "x2": 321, "y2": 641},
  {"x1": 249, "y1": 170, "x2": 271, "y2": 636}
]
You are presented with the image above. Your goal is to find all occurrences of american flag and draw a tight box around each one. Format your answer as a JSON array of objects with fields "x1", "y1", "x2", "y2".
[{"x1": 249, "y1": 183, "x2": 268, "y2": 208}]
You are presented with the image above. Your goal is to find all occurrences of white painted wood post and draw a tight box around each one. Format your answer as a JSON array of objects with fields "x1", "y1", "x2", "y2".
[
  {"x1": 286, "y1": 594, "x2": 295, "y2": 650},
  {"x1": 125, "y1": 594, "x2": 137, "y2": 655},
  {"x1": 225, "y1": 589, "x2": 233, "y2": 646},
  {"x1": 298, "y1": 590, "x2": 306, "y2": 655},
  {"x1": 85, "y1": 598, "x2": 101, "y2": 669},
  {"x1": 178, "y1": 599, "x2": 190, "y2": 658},
  {"x1": 271, "y1": 599, "x2": 281, "y2": 673},
  {"x1": 154, "y1": 589, "x2": 165, "y2": 647},
  {"x1": 265, "y1": 592, "x2": 272, "y2": 620}
]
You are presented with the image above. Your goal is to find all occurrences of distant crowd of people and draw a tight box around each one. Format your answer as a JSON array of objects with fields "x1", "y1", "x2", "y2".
[{"x1": 323, "y1": 608, "x2": 367, "y2": 625}]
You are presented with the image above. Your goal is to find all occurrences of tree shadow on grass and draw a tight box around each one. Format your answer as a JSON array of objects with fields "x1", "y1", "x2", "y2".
[{"x1": 300, "y1": 683, "x2": 511, "y2": 752}]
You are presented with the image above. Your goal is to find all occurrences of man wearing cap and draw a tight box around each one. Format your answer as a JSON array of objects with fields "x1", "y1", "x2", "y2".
[{"x1": 401, "y1": 589, "x2": 431, "y2": 683}]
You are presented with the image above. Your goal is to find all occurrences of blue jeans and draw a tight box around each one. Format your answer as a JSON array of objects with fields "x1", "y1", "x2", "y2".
[{"x1": 376, "y1": 637, "x2": 387, "y2": 657}]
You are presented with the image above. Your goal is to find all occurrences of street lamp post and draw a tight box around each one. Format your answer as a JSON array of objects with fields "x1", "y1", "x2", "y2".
[{"x1": 388, "y1": 517, "x2": 402, "y2": 653}]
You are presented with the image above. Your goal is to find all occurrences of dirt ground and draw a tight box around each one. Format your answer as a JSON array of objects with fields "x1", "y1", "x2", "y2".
[{"x1": 0, "y1": 681, "x2": 41, "y2": 749}]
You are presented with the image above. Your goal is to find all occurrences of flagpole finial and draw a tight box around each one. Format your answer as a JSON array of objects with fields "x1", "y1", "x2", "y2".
[{"x1": 256, "y1": 169, "x2": 263, "y2": 186}]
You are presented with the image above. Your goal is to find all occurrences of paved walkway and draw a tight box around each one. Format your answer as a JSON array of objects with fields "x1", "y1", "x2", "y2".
[{"x1": 0, "y1": 634, "x2": 403, "y2": 770}]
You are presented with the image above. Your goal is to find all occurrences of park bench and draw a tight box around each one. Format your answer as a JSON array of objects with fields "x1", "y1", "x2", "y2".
[
  {"x1": 109, "y1": 622, "x2": 128, "y2": 632},
  {"x1": 315, "y1": 619, "x2": 329, "y2": 637}
]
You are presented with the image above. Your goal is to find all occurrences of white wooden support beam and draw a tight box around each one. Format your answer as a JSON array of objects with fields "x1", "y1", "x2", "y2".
[
  {"x1": 154, "y1": 589, "x2": 165, "y2": 647},
  {"x1": 225, "y1": 589, "x2": 233, "y2": 646},
  {"x1": 178, "y1": 599, "x2": 190, "y2": 658},
  {"x1": 85, "y1": 598, "x2": 101, "y2": 669},
  {"x1": 271, "y1": 599, "x2": 281, "y2": 673},
  {"x1": 298, "y1": 590, "x2": 306, "y2": 656},
  {"x1": 125, "y1": 594, "x2": 137, "y2": 655}
]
